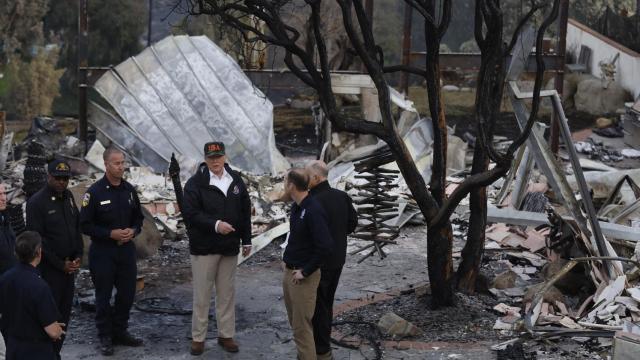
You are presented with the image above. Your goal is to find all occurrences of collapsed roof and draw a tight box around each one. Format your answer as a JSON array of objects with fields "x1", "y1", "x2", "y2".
[{"x1": 90, "y1": 35, "x2": 288, "y2": 175}]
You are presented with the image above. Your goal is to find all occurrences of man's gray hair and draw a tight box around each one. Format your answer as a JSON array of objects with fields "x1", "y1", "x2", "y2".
[
  {"x1": 307, "y1": 160, "x2": 329, "y2": 179},
  {"x1": 103, "y1": 146, "x2": 125, "y2": 162}
]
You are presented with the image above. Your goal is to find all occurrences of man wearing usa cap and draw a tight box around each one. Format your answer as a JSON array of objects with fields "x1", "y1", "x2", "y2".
[
  {"x1": 26, "y1": 159, "x2": 84, "y2": 359},
  {"x1": 182, "y1": 142, "x2": 252, "y2": 355}
]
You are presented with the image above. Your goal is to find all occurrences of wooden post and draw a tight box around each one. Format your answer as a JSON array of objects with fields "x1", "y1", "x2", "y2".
[
  {"x1": 400, "y1": 3, "x2": 413, "y2": 94},
  {"x1": 78, "y1": 0, "x2": 89, "y2": 153}
]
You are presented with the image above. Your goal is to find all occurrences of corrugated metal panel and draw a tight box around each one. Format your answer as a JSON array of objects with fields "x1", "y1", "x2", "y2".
[
  {"x1": 88, "y1": 101, "x2": 169, "y2": 173},
  {"x1": 92, "y1": 35, "x2": 287, "y2": 175}
]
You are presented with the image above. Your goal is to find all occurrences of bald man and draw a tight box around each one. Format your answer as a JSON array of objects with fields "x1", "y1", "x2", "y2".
[{"x1": 306, "y1": 161, "x2": 357, "y2": 360}]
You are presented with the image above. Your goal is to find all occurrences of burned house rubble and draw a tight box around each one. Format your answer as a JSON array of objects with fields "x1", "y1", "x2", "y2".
[{"x1": 3, "y1": 18, "x2": 640, "y2": 360}]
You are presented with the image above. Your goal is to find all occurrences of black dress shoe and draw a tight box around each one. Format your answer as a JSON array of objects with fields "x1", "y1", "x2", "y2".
[
  {"x1": 112, "y1": 331, "x2": 143, "y2": 347},
  {"x1": 99, "y1": 336, "x2": 114, "y2": 356}
]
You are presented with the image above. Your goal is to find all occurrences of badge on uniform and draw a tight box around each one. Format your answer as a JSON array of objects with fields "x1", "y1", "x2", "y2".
[
  {"x1": 300, "y1": 209, "x2": 306, "y2": 220},
  {"x1": 82, "y1": 193, "x2": 90, "y2": 207},
  {"x1": 48, "y1": 210, "x2": 56, "y2": 215},
  {"x1": 100, "y1": 200, "x2": 111, "y2": 206},
  {"x1": 232, "y1": 185, "x2": 240, "y2": 195}
]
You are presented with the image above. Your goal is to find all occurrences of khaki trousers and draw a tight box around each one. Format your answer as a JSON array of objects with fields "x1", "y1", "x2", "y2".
[
  {"x1": 283, "y1": 268, "x2": 321, "y2": 360},
  {"x1": 191, "y1": 254, "x2": 237, "y2": 342}
]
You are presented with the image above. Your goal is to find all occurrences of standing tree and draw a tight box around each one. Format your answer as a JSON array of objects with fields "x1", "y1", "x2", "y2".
[
  {"x1": 0, "y1": 0, "x2": 64, "y2": 120},
  {"x1": 0, "y1": 0, "x2": 49, "y2": 64},
  {"x1": 43, "y1": 0, "x2": 148, "y2": 113},
  {"x1": 178, "y1": 0, "x2": 559, "y2": 307}
]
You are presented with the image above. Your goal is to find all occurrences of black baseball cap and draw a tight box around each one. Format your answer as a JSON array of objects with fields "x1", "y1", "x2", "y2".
[
  {"x1": 204, "y1": 142, "x2": 225, "y2": 157},
  {"x1": 48, "y1": 159, "x2": 72, "y2": 177}
]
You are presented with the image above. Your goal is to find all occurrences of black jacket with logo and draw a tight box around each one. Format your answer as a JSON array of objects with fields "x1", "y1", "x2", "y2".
[
  {"x1": 283, "y1": 195, "x2": 333, "y2": 276},
  {"x1": 79, "y1": 176, "x2": 144, "y2": 246},
  {"x1": 183, "y1": 163, "x2": 252, "y2": 256},
  {"x1": 26, "y1": 186, "x2": 84, "y2": 272},
  {"x1": 309, "y1": 181, "x2": 358, "y2": 269}
]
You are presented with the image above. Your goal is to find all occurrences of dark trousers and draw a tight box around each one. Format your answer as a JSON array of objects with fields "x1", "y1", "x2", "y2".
[
  {"x1": 89, "y1": 241, "x2": 137, "y2": 338},
  {"x1": 40, "y1": 263, "x2": 75, "y2": 358},
  {"x1": 312, "y1": 267, "x2": 343, "y2": 355},
  {"x1": 6, "y1": 337, "x2": 55, "y2": 360}
]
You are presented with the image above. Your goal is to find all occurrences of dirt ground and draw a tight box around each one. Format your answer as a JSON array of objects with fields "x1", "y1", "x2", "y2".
[
  {"x1": 60, "y1": 226, "x2": 505, "y2": 359},
  {"x1": 59, "y1": 223, "x2": 612, "y2": 360}
]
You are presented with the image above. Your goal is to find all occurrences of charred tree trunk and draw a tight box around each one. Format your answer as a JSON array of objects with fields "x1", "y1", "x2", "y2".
[
  {"x1": 422, "y1": 0, "x2": 455, "y2": 307},
  {"x1": 455, "y1": 0, "x2": 560, "y2": 292},
  {"x1": 455, "y1": 0, "x2": 505, "y2": 293},
  {"x1": 387, "y1": 130, "x2": 455, "y2": 307},
  {"x1": 456, "y1": 145, "x2": 490, "y2": 293},
  {"x1": 427, "y1": 222, "x2": 455, "y2": 306}
]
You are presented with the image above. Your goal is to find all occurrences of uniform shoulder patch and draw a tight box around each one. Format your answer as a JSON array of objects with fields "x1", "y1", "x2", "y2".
[{"x1": 82, "y1": 192, "x2": 91, "y2": 207}]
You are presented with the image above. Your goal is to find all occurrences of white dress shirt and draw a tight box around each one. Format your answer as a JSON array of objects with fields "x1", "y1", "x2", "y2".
[
  {"x1": 210, "y1": 169, "x2": 234, "y2": 233},
  {"x1": 209, "y1": 169, "x2": 233, "y2": 195}
]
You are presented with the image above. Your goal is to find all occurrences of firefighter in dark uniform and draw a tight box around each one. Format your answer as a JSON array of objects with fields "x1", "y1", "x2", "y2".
[
  {"x1": 26, "y1": 159, "x2": 83, "y2": 359},
  {"x1": 0, "y1": 231, "x2": 66, "y2": 360},
  {"x1": 79, "y1": 147, "x2": 144, "y2": 356}
]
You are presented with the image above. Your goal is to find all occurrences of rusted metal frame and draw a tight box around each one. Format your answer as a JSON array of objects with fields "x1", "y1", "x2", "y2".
[
  {"x1": 549, "y1": 93, "x2": 616, "y2": 278},
  {"x1": 508, "y1": 84, "x2": 596, "y2": 256},
  {"x1": 509, "y1": 87, "x2": 561, "y2": 199},
  {"x1": 510, "y1": 79, "x2": 617, "y2": 279}
]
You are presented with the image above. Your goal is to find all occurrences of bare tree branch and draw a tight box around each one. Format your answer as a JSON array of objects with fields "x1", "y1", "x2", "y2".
[
  {"x1": 383, "y1": 64, "x2": 428, "y2": 77},
  {"x1": 404, "y1": 0, "x2": 437, "y2": 26},
  {"x1": 506, "y1": 0, "x2": 547, "y2": 54},
  {"x1": 505, "y1": 0, "x2": 560, "y2": 155}
]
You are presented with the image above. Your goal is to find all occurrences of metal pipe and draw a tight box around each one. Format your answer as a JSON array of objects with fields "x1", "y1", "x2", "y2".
[
  {"x1": 400, "y1": 3, "x2": 413, "y2": 94},
  {"x1": 551, "y1": 93, "x2": 614, "y2": 279},
  {"x1": 550, "y1": 0, "x2": 569, "y2": 154},
  {"x1": 78, "y1": 0, "x2": 89, "y2": 154}
]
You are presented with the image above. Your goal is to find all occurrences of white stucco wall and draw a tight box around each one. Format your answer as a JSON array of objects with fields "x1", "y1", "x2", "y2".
[{"x1": 567, "y1": 19, "x2": 640, "y2": 99}]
